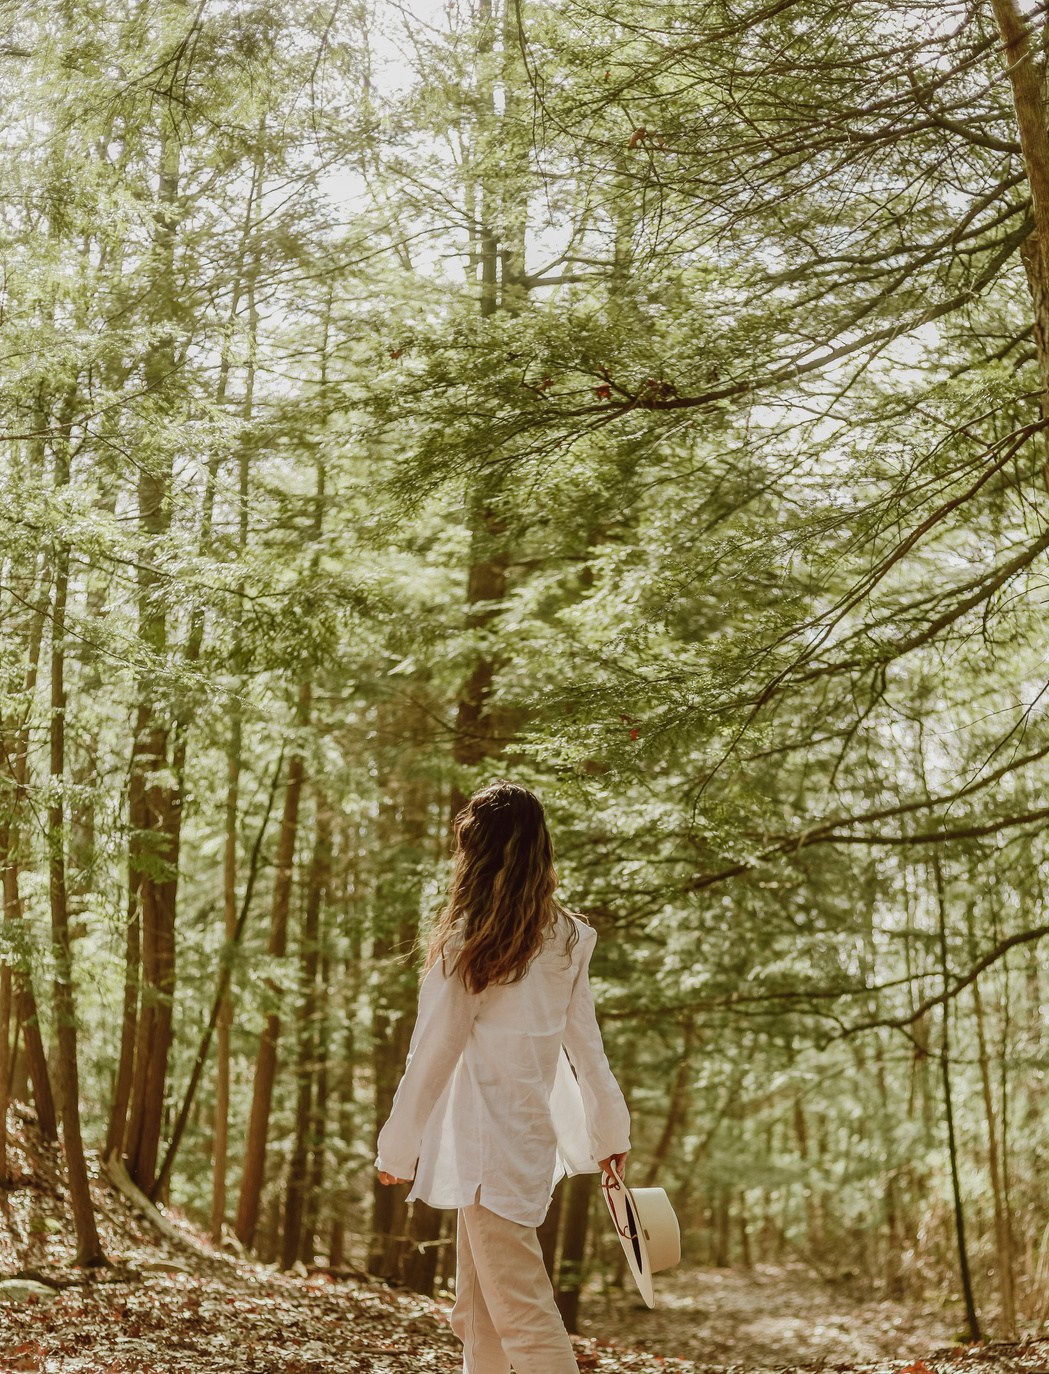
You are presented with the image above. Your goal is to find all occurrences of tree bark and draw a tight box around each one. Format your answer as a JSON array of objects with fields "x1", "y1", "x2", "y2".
[
  {"x1": 208, "y1": 132, "x2": 261, "y2": 1240},
  {"x1": 537, "y1": 1176, "x2": 564, "y2": 1281},
  {"x1": 0, "y1": 963, "x2": 9, "y2": 1183},
  {"x1": 211, "y1": 707, "x2": 240, "y2": 1241},
  {"x1": 150, "y1": 751, "x2": 283, "y2": 1203},
  {"x1": 973, "y1": 974, "x2": 1015, "y2": 1333},
  {"x1": 738, "y1": 1191, "x2": 752, "y2": 1269},
  {"x1": 120, "y1": 124, "x2": 184, "y2": 1195},
  {"x1": 369, "y1": 746, "x2": 430, "y2": 1280},
  {"x1": 329, "y1": 1220, "x2": 345, "y2": 1271},
  {"x1": 450, "y1": 509, "x2": 512, "y2": 816},
  {"x1": 368, "y1": 985, "x2": 413, "y2": 1278},
  {"x1": 235, "y1": 725, "x2": 307, "y2": 1249},
  {"x1": 328, "y1": 923, "x2": 359, "y2": 1271},
  {"x1": 555, "y1": 1171, "x2": 594, "y2": 1333},
  {"x1": 302, "y1": 940, "x2": 331, "y2": 1263},
  {"x1": 0, "y1": 855, "x2": 55, "y2": 1141},
  {"x1": 282, "y1": 797, "x2": 332, "y2": 1269},
  {"x1": 126, "y1": 733, "x2": 180, "y2": 1195},
  {"x1": 643, "y1": 1017, "x2": 695, "y2": 1187},
  {"x1": 449, "y1": 23, "x2": 526, "y2": 812},
  {"x1": 991, "y1": 0, "x2": 1049, "y2": 482},
  {"x1": 933, "y1": 857, "x2": 980, "y2": 1342},
  {"x1": 104, "y1": 850, "x2": 140, "y2": 1162},
  {"x1": 48, "y1": 532, "x2": 106, "y2": 1266},
  {"x1": 1, "y1": 571, "x2": 57, "y2": 1142},
  {"x1": 402, "y1": 1202, "x2": 445, "y2": 1297},
  {"x1": 715, "y1": 1190, "x2": 731, "y2": 1268}
]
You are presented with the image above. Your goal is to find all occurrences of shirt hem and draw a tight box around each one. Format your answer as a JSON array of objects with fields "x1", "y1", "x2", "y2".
[{"x1": 408, "y1": 1184, "x2": 551, "y2": 1228}]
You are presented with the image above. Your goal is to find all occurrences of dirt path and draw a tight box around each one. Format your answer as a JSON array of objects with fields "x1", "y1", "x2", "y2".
[{"x1": 580, "y1": 1265, "x2": 966, "y2": 1368}]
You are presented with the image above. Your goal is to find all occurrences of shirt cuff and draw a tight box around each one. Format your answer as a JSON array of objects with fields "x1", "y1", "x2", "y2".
[
  {"x1": 375, "y1": 1154, "x2": 417, "y2": 1180},
  {"x1": 589, "y1": 1133, "x2": 631, "y2": 1161}
]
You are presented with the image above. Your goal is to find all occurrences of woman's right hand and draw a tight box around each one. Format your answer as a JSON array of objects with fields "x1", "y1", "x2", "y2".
[{"x1": 378, "y1": 1171, "x2": 409, "y2": 1186}]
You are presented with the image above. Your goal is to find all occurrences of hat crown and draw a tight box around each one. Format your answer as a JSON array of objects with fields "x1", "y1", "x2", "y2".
[{"x1": 626, "y1": 1186, "x2": 681, "y2": 1274}]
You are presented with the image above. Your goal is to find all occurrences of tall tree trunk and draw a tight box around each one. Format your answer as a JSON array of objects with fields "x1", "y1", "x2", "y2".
[
  {"x1": 282, "y1": 797, "x2": 332, "y2": 1269},
  {"x1": 151, "y1": 752, "x2": 283, "y2": 1202},
  {"x1": 211, "y1": 289, "x2": 255, "y2": 1236},
  {"x1": 715, "y1": 1190, "x2": 731, "y2": 1268},
  {"x1": 120, "y1": 124, "x2": 183, "y2": 1194},
  {"x1": 328, "y1": 815, "x2": 361, "y2": 1270},
  {"x1": 991, "y1": 0, "x2": 1049, "y2": 484},
  {"x1": 391, "y1": 814, "x2": 445, "y2": 1293},
  {"x1": 999, "y1": 956, "x2": 1018, "y2": 1328},
  {"x1": 134, "y1": 747, "x2": 180, "y2": 1195},
  {"x1": 643, "y1": 1017, "x2": 695, "y2": 1187},
  {"x1": 448, "y1": 501, "x2": 518, "y2": 849},
  {"x1": 940, "y1": 1001, "x2": 979, "y2": 1339},
  {"x1": 973, "y1": 974, "x2": 1016, "y2": 1333},
  {"x1": 206, "y1": 130, "x2": 263, "y2": 1237},
  {"x1": 448, "y1": 6, "x2": 528, "y2": 816},
  {"x1": 874, "y1": 1035, "x2": 905, "y2": 1298},
  {"x1": 105, "y1": 770, "x2": 142, "y2": 1161},
  {"x1": 369, "y1": 747, "x2": 430, "y2": 1280},
  {"x1": 370, "y1": 1175, "x2": 411, "y2": 1279},
  {"x1": 555, "y1": 1171, "x2": 594, "y2": 1333},
  {"x1": 1, "y1": 570, "x2": 57, "y2": 1142},
  {"x1": 48, "y1": 528, "x2": 106, "y2": 1266},
  {"x1": 738, "y1": 1192, "x2": 752, "y2": 1269},
  {"x1": 123, "y1": 724, "x2": 180, "y2": 1193},
  {"x1": 235, "y1": 721, "x2": 307, "y2": 1249},
  {"x1": 121, "y1": 714, "x2": 157, "y2": 1182},
  {"x1": 0, "y1": 856, "x2": 55, "y2": 1141},
  {"x1": 302, "y1": 941, "x2": 330, "y2": 1263},
  {"x1": 538, "y1": 1176, "x2": 565, "y2": 1280},
  {"x1": 402, "y1": 1202, "x2": 444, "y2": 1297},
  {"x1": 211, "y1": 706, "x2": 240, "y2": 1241},
  {"x1": 369, "y1": 980, "x2": 413, "y2": 1278},
  {"x1": 451, "y1": 510, "x2": 510, "y2": 800},
  {"x1": 933, "y1": 857, "x2": 980, "y2": 1342},
  {"x1": 497, "y1": 0, "x2": 528, "y2": 314},
  {"x1": 0, "y1": 964, "x2": 9, "y2": 1182},
  {"x1": 476, "y1": 0, "x2": 498, "y2": 321}
]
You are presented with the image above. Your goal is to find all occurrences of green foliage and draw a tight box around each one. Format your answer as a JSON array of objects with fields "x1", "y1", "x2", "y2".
[{"x1": 3, "y1": 0, "x2": 1049, "y2": 1324}]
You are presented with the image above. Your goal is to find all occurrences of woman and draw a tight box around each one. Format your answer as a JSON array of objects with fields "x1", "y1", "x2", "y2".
[{"x1": 376, "y1": 780, "x2": 630, "y2": 1374}]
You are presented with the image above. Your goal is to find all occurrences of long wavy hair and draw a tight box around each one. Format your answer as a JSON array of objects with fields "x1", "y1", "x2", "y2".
[{"x1": 427, "y1": 781, "x2": 576, "y2": 993}]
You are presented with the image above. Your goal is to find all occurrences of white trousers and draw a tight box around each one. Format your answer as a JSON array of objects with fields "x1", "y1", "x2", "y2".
[{"x1": 450, "y1": 1203, "x2": 578, "y2": 1374}]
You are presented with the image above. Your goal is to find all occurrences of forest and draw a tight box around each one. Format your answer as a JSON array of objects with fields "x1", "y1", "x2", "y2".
[{"x1": 7, "y1": 0, "x2": 1049, "y2": 1362}]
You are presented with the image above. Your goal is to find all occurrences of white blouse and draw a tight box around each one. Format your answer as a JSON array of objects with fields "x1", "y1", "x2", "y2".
[{"x1": 375, "y1": 914, "x2": 631, "y2": 1227}]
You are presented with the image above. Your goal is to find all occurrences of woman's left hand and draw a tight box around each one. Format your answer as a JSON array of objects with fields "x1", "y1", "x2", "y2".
[
  {"x1": 378, "y1": 1171, "x2": 409, "y2": 1186},
  {"x1": 599, "y1": 1152, "x2": 628, "y2": 1182}
]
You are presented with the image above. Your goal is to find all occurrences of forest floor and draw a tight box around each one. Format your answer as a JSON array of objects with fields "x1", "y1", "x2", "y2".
[
  {"x1": 582, "y1": 1266, "x2": 968, "y2": 1366},
  {"x1": 0, "y1": 1109, "x2": 1044, "y2": 1374}
]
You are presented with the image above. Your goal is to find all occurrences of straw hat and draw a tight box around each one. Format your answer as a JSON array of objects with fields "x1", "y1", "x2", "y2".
[{"x1": 600, "y1": 1162, "x2": 681, "y2": 1307}]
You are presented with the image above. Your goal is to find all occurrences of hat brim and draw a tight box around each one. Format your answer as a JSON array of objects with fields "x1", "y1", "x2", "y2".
[{"x1": 601, "y1": 1168, "x2": 656, "y2": 1307}]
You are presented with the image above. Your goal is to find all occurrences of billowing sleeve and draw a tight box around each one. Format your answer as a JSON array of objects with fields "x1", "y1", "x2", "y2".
[
  {"x1": 375, "y1": 954, "x2": 482, "y2": 1180},
  {"x1": 562, "y1": 925, "x2": 631, "y2": 1162}
]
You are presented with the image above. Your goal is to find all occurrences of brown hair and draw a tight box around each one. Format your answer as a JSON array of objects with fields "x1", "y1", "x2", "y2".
[{"x1": 426, "y1": 781, "x2": 577, "y2": 993}]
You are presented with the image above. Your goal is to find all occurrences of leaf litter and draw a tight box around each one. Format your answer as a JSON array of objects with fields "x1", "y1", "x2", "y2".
[
  {"x1": 0, "y1": 1110, "x2": 688, "y2": 1372},
  {"x1": 0, "y1": 1111, "x2": 1044, "y2": 1374}
]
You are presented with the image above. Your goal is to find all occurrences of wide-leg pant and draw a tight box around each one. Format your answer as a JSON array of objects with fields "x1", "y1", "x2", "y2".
[{"x1": 449, "y1": 1202, "x2": 578, "y2": 1374}]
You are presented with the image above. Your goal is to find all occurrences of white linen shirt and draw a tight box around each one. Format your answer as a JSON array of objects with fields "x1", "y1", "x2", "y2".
[{"x1": 375, "y1": 914, "x2": 631, "y2": 1227}]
